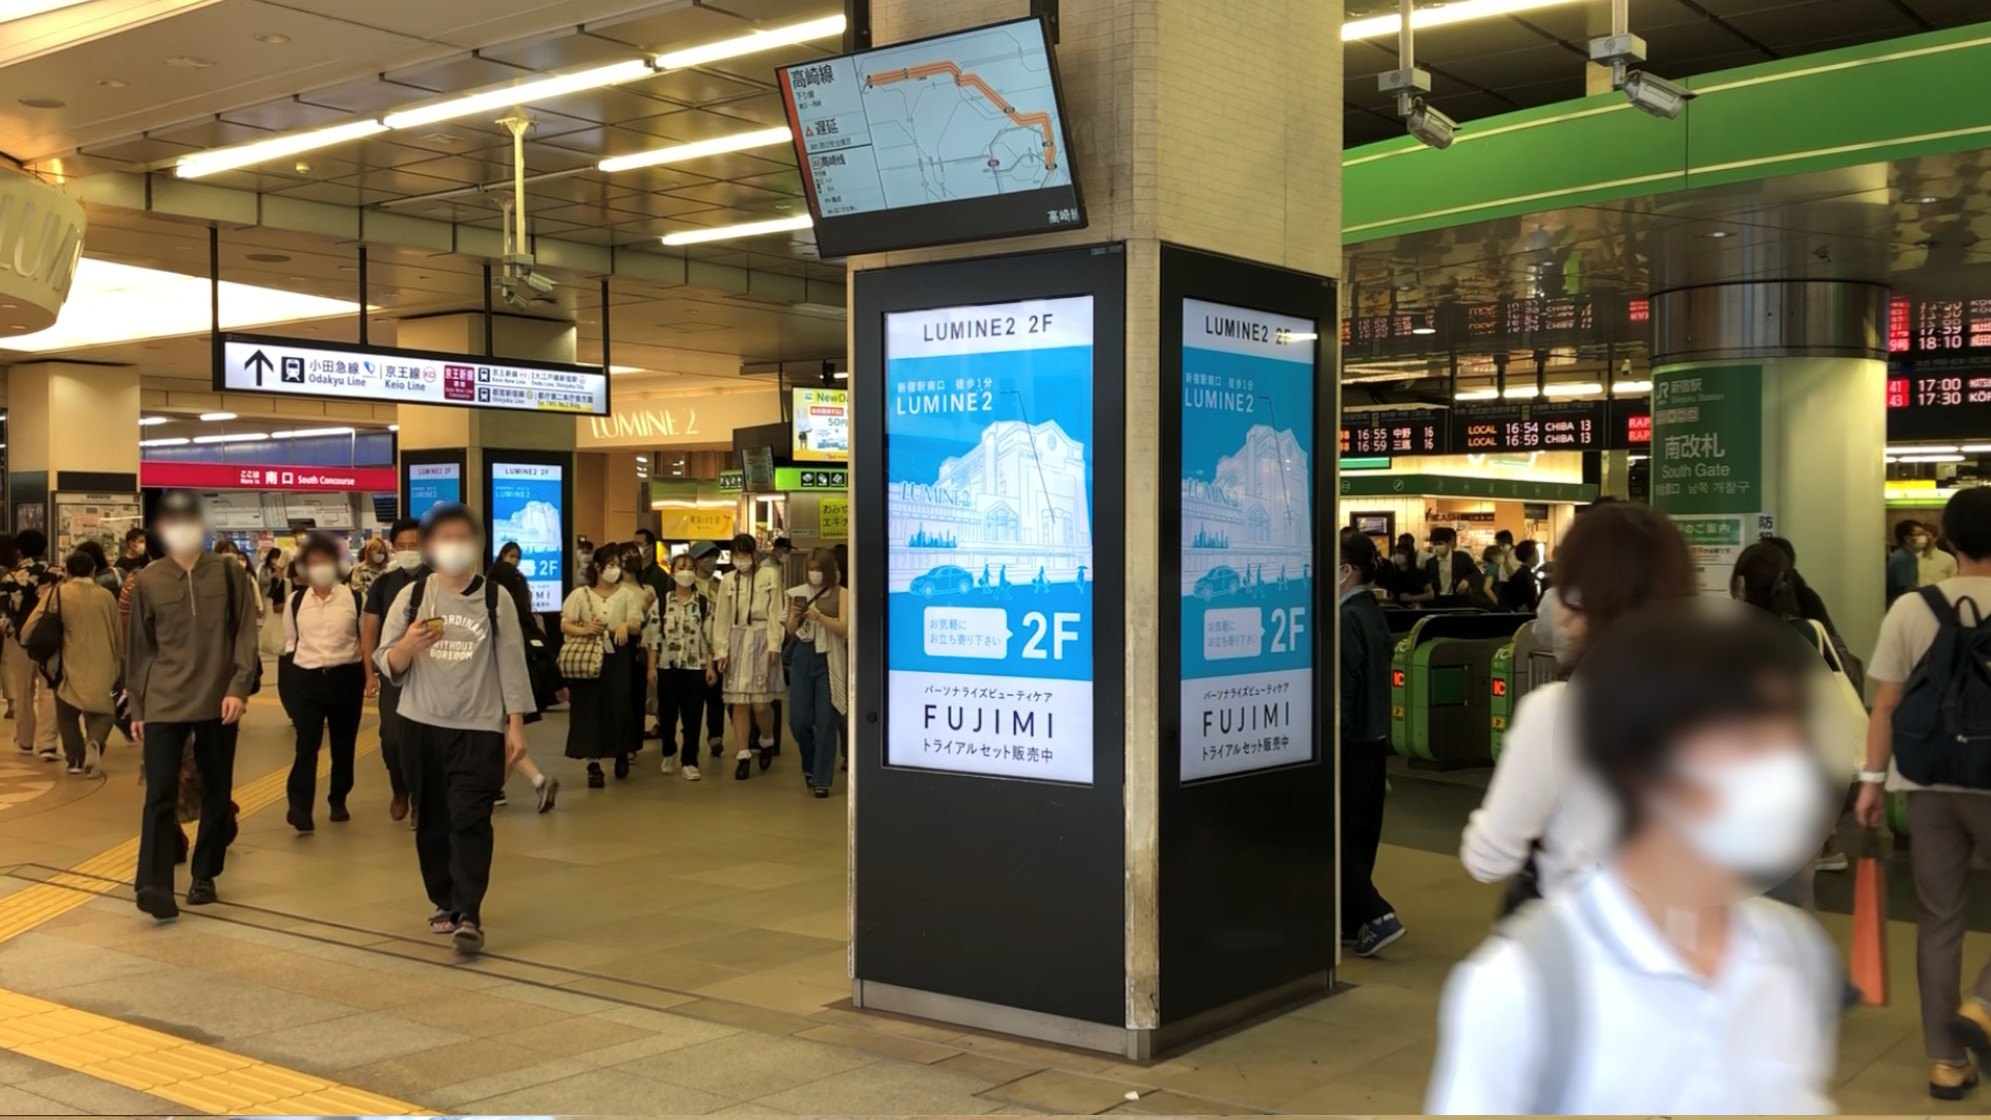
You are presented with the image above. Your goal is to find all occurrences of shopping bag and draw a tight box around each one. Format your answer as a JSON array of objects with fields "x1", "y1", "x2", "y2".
[{"x1": 1850, "y1": 829, "x2": 1889, "y2": 1006}]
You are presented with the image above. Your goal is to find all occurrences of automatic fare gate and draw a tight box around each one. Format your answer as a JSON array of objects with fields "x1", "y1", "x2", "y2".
[
  {"x1": 1490, "y1": 620, "x2": 1558, "y2": 759},
  {"x1": 1391, "y1": 612, "x2": 1536, "y2": 767}
]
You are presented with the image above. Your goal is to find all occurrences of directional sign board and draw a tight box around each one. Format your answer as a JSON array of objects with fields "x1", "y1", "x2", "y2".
[{"x1": 215, "y1": 333, "x2": 610, "y2": 416}]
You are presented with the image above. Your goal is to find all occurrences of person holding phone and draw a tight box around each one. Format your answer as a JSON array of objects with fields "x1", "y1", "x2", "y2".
[
  {"x1": 785, "y1": 549, "x2": 849, "y2": 798},
  {"x1": 561, "y1": 543, "x2": 641, "y2": 787}
]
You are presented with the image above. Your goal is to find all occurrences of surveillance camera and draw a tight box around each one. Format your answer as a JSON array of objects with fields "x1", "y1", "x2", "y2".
[
  {"x1": 1405, "y1": 100, "x2": 1456, "y2": 150},
  {"x1": 522, "y1": 270, "x2": 556, "y2": 295},
  {"x1": 503, "y1": 289, "x2": 530, "y2": 311},
  {"x1": 1622, "y1": 70, "x2": 1694, "y2": 120}
]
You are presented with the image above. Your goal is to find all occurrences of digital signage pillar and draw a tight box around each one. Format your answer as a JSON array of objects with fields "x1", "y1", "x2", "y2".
[{"x1": 851, "y1": 244, "x2": 1337, "y2": 1059}]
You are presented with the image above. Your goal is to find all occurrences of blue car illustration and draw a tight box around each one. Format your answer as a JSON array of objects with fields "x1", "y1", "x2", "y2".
[
  {"x1": 1192, "y1": 565, "x2": 1242, "y2": 600},
  {"x1": 911, "y1": 564, "x2": 975, "y2": 597}
]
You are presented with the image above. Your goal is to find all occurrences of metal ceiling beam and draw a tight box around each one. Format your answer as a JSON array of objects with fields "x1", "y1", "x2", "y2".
[{"x1": 59, "y1": 170, "x2": 844, "y2": 308}]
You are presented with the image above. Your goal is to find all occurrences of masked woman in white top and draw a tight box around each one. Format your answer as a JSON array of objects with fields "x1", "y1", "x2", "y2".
[
  {"x1": 712, "y1": 533, "x2": 784, "y2": 781},
  {"x1": 785, "y1": 548, "x2": 849, "y2": 798},
  {"x1": 561, "y1": 544, "x2": 641, "y2": 787}
]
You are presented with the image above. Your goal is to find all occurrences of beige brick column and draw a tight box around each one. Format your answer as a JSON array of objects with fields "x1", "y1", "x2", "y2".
[{"x1": 853, "y1": 0, "x2": 1342, "y2": 1034}]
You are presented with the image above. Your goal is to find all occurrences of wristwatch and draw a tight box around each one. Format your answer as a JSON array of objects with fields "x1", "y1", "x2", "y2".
[{"x1": 1856, "y1": 768, "x2": 1889, "y2": 785}]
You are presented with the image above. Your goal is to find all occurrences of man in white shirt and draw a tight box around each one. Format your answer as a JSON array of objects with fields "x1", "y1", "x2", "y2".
[
  {"x1": 280, "y1": 533, "x2": 365, "y2": 833},
  {"x1": 1856, "y1": 486, "x2": 1991, "y2": 1099}
]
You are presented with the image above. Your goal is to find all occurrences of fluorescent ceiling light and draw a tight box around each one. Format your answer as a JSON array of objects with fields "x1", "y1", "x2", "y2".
[
  {"x1": 137, "y1": 416, "x2": 170, "y2": 426},
  {"x1": 1902, "y1": 454, "x2": 1966, "y2": 463},
  {"x1": 139, "y1": 437, "x2": 190, "y2": 448},
  {"x1": 1885, "y1": 456, "x2": 1899, "y2": 464},
  {"x1": 598, "y1": 127, "x2": 792, "y2": 173},
  {"x1": 609, "y1": 365, "x2": 645, "y2": 374},
  {"x1": 1, "y1": 0, "x2": 93, "y2": 22},
  {"x1": 1611, "y1": 379, "x2": 1653, "y2": 393},
  {"x1": 661, "y1": 214, "x2": 813, "y2": 246},
  {"x1": 1410, "y1": 326, "x2": 1437, "y2": 335},
  {"x1": 270, "y1": 427, "x2": 355, "y2": 439},
  {"x1": 388, "y1": 424, "x2": 400, "y2": 432},
  {"x1": 655, "y1": 14, "x2": 846, "y2": 70},
  {"x1": 0, "y1": 259, "x2": 362, "y2": 354},
  {"x1": 1342, "y1": 0, "x2": 1585, "y2": 40},
  {"x1": 200, "y1": 412, "x2": 237, "y2": 422},
  {"x1": 1454, "y1": 388, "x2": 1499, "y2": 401},
  {"x1": 383, "y1": 60, "x2": 653, "y2": 130},
  {"x1": 176, "y1": 120, "x2": 387, "y2": 179},
  {"x1": 1888, "y1": 445, "x2": 1957, "y2": 455},
  {"x1": 635, "y1": 456, "x2": 648, "y2": 464},
  {"x1": 833, "y1": 371, "x2": 848, "y2": 380},
  {"x1": 1542, "y1": 382, "x2": 1603, "y2": 396},
  {"x1": 192, "y1": 432, "x2": 270, "y2": 445},
  {"x1": 1503, "y1": 386, "x2": 1541, "y2": 399},
  {"x1": 1961, "y1": 444, "x2": 1991, "y2": 454}
]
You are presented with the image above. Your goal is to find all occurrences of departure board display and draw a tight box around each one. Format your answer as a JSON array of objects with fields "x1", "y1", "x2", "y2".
[
  {"x1": 1611, "y1": 401, "x2": 1652, "y2": 450},
  {"x1": 777, "y1": 17, "x2": 1085, "y2": 258},
  {"x1": 1453, "y1": 400, "x2": 1604, "y2": 452},
  {"x1": 1888, "y1": 297, "x2": 1991, "y2": 354},
  {"x1": 1339, "y1": 409, "x2": 1444, "y2": 456},
  {"x1": 1886, "y1": 358, "x2": 1991, "y2": 440}
]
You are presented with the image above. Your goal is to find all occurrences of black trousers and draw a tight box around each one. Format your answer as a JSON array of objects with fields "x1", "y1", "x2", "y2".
[
  {"x1": 136, "y1": 719, "x2": 235, "y2": 892},
  {"x1": 378, "y1": 679, "x2": 409, "y2": 800},
  {"x1": 405, "y1": 718, "x2": 505, "y2": 925},
  {"x1": 284, "y1": 662, "x2": 365, "y2": 817},
  {"x1": 658, "y1": 668, "x2": 705, "y2": 762},
  {"x1": 703, "y1": 674, "x2": 724, "y2": 750},
  {"x1": 1339, "y1": 736, "x2": 1395, "y2": 935}
]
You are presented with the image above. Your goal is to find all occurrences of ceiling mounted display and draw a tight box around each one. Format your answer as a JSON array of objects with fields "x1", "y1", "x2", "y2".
[
  {"x1": 776, "y1": 16, "x2": 1086, "y2": 257},
  {"x1": 215, "y1": 334, "x2": 610, "y2": 416}
]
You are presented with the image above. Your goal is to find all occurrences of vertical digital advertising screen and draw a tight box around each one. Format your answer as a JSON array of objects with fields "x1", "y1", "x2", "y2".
[
  {"x1": 406, "y1": 462, "x2": 461, "y2": 517},
  {"x1": 884, "y1": 296, "x2": 1095, "y2": 784},
  {"x1": 793, "y1": 386, "x2": 851, "y2": 461},
  {"x1": 488, "y1": 461, "x2": 564, "y2": 611},
  {"x1": 1178, "y1": 299, "x2": 1317, "y2": 781}
]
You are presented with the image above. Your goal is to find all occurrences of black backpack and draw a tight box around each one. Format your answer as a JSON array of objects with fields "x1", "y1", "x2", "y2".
[
  {"x1": 404, "y1": 574, "x2": 559, "y2": 723},
  {"x1": 1892, "y1": 586, "x2": 1991, "y2": 788}
]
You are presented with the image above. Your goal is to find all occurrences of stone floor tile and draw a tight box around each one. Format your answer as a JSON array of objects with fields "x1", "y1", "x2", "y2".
[
  {"x1": 980, "y1": 1068, "x2": 1155, "y2": 1115},
  {"x1": 421, "y1": 1055, "x2": 598, "y2": 1109},
  {"x1": 613, "y1": 1031, "x2": 876, "y2": 1098},
  {"x1": 485, "y1": 1011, "x2": 654, "y2": 1057},
  {"x1": 1117, "y1": 1087, "x2": 1268, "y2": 1114},
  {"x1": 0, "y1": 1085, "x2": 80, "y2": 1115},
  {"x1": 334, "y1": 1037, "x2": 546, "y2": 1100},
  {"x1": 387, "y1": 988, "x2": 578, "y2": 1036},
  {"x1": 13, "y1": 1069, "x2": 186, "y2": 1114},
  {"x1": 229, "y1": 1009, "x2": 472, "y2": 1073},
  {"x1": 795, "y1": 1022, "x2": 962, "y2": 1064},
  {"x1": 455, "y1": 1067, "x2": 738, "y2": 1115},
  {"x1": 927, "y1": 1050, "x2": 1045, "y2": 1089},
  {"x1": 753, "y1": 1060, "x2": 1003, "y2": 1115}
]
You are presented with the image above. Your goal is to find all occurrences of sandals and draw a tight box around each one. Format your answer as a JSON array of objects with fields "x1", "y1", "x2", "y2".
[{"x1": 427, "y1": 909, "x2": 458, "y2": 935}]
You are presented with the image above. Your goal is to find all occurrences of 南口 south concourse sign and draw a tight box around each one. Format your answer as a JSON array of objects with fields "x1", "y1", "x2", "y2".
[{"x1": 215, "y1": 333, "x2": 610, "y2": 416}]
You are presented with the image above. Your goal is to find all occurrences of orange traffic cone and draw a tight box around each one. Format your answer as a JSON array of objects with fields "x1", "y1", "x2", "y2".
[{"x1": 1850, "y1": 829, "x2": 1889, "y2": 1006}]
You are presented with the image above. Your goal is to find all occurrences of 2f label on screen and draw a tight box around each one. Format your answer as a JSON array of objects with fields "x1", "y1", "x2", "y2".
[
  {"x1": 1020, "y1": 612, "x2": 1081, "y2": 659},
  {"x1": 1266, "y1": 607, "x2": 1307, "y2": 653}
]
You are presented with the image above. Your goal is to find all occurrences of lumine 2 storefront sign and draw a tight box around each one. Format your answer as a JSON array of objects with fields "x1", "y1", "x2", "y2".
[{"x1": 578, "y1": 390, "x2": 782, "y2": 449}]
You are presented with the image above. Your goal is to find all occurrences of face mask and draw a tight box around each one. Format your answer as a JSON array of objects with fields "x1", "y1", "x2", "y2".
[
  {"x1": 430, "y1": 542, "x2": 477, "y2": 577},
  {"x1": 1912, "y1": 535, "x2": 1931, "y2": 551},
  {"x1": 697, "y1": 559, "x2": 716, "y2": 577},
  {"x1": 1674, "y1": 748, "x2": 1829, "y2": 879},
  {"x1": 308, "y1": 564, "x2": 338, "y2": 589},
  {"x1": 392, "y1": 549, "x2": 421, "y2": 570},
  {"x1": 601, "y1": 565, "x2": 623, "y2": 585},
  {"x1": 160, "y1": 523, "x2": 205, "y2": 557},
  {"x1": 740, "y1": 557, "x2": 758, "y2": 572},
  {"x1": 807, "y1": 570, "x2": 824, "y2": 587},
  {"x1": 673, "y1": 570, "x2": 696, "y2": 588}
]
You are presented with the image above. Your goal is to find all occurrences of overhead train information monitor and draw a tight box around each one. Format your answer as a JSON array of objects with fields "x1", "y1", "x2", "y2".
[
  {"x1": 1453, "y1": 400, "x2": 1604, "y2": 452},
  {"x1": 778, "y1": 16, "x2": 1086, "y2": 258},
  {"x1": 217, "y1": 334, "x2": 609, "y2": 416},
  {"x1": 1339, "y1": 409, "x2": 1443, "y2": 457}
]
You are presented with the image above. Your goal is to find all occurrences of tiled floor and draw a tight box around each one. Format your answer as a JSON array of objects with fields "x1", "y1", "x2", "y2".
[{"x1": 0, "y1": 694, "x2": 1984, "y2": 1115}]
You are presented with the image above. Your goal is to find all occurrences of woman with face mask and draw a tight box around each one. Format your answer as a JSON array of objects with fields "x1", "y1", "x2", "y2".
[
  {"x1": 257, "y1": 544, "x2": 288, "y2": 658},
  {"x1": 349, "y1": 537, "x2": 390, "y2": 599},
  {"x1": 785, "y1": 548, "x2": 849, "y2": 798},
  {"x1": 656, "y1": 553, "x2": 715, "y2": 780},
  {"x1": 1427, "y1": 605, "x2": 1841, "y2": 1114},
  {"x1": 1461, "y1": 503, "x2": 1699, "y2": 905},
  {"x1": 712, "y1": 534, "x2": 785, "y2": 781},
  {"x1": 1338, "y1": 531, "x2": 1402, "y2": 955},
  {"x1": 560, "y1": 543, "x2": 642, "y2": 787},
  {"x1": 620, "y1": 543, "x2": 661, "y2": 752}
]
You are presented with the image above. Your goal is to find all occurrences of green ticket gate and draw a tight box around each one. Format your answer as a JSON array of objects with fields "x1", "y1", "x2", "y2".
[
  {"x1": 1490, "y1": 621, "x2": 1557, "y2": 759},
  {"x1": 1390, "y1": 613, "x2": 1536, "y2": 767}
]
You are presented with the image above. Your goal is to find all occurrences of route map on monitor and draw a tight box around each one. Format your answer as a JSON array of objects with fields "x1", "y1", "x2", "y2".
[{"x1": 778, "y1": 17, "x2": 1086, "y2": 257}]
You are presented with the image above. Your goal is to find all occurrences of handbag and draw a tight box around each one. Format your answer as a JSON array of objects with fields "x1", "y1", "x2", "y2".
[
  {"x1": 558, "y1": 592, "x2": 606, "y2": 680},
  {"x1": 24, "y1": 584, "x2": 62, "y2": 686},
  {"x1": 1804, "y1": 618, "x2": 1870, "y2": 778}
]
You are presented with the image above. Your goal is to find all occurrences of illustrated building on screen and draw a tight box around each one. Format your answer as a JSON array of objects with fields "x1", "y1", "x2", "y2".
[
  {"x1": 889, "y1": 419, "x2": 1091, "y2": 593},
  {"x1": 1180, "y1": 424, "x2": 1310, "y2": 595}
]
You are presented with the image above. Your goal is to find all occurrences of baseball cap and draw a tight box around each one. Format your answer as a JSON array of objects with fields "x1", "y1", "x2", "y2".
[
  {"x1": 688, "y1": 540, "x2": 720, "y2": 561},
  {"x1": 155, "y1": 490, "x2": 202, "y2": 520}
]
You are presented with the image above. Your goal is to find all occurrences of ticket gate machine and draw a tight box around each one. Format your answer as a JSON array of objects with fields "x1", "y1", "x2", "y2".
[
  {"x1": 1490, "y1": 621, "x2": 1558, "y2": 759},
  {"x1": 1391, "y1": 612, "x2": 1535, "y2": 767}
]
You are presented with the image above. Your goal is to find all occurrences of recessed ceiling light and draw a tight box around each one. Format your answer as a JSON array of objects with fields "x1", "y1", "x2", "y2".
[
  {"x1": 200, "y1": 412, "x2": 237, "y2": 422},
  {"x1": 252, "y1": 32, "x2": 290, "y2": 43},
  {"x1": 1704, "y1": 230, "x2": 1730, "y2": 238},
  {"x1": 1914, "y1": 196, "x2": 1940, "y2": 204},
  {"x1": 95, "y1": 79, "x2": 127, "y2": 89},
  {"x1": 17, "y1": 97, "x2": 64, "y2": 109},
  {"x1": 246, "y1": 252, "x2": 290, "y2": 263},
  {"x1": 164, "y1": 56, "x2": 216, "y2": 69}
]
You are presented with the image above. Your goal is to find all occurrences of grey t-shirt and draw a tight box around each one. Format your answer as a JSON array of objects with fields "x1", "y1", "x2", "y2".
[{"x1": 374, "y1": 574, "x2": 536, "y2": 734}]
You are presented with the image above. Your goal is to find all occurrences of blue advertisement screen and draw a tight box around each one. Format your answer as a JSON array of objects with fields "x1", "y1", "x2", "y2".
[
  {"x1": 489, "y1": 462, "x2": 563, "y2": 611},
  {"x1": 1179, "y1": 298, "x2": 1317, "y2": 781},
  {"x1": 407, "y1": 463, "x2": 460, "y2": 518},
  {"x1": 884, "y1": 296, "x2": 1095, "y2": 784}
]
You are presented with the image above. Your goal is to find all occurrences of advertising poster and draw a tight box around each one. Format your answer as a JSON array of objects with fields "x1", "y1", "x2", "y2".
[
  {"x1": 820, "y1": 497, "x2": 850, "y2": 540},
  {"x1": 1652, "y1": 365, "x2": 1765, "y2": 595},
  {"x1": 407, "y1": 463, "x2": 461, "y2": 516},
  {"x1": 885, "y1": 295, "x2": 1095, "y2": 784},
  {"x1": 1178, "y1": 299, "x2": 1317, "y2": 781},
  {"x1": 489, "y1": 462, "x2": 564, "y2": 611},
  {"x1": 55, "y1": 493, "x2": 141, "y2": 559},
  {"x1": 793, "y1": 387, "x2": 851, "y2": 462}
]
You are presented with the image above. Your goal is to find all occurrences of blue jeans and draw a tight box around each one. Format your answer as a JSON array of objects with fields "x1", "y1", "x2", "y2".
[{"x1": 789, "y1": 642, "x2": 839, "y2": 790}]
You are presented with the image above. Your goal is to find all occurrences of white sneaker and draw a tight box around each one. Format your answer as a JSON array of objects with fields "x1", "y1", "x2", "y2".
[
  {"x1": 681, "y1": 764, "x2": 702, "y2": 782},
  {"x1": 37, "y1": 747, "x2": 57, "y2": 762},
  {"x1": 83, "y1": 741, "x2": 102, "y2": 778},
  {"x1": 65, "y1": 764, "x2": 82, "y2": 775},
  {"x1": 659, "y1": 757, "x2": 677, "y2": 776}
]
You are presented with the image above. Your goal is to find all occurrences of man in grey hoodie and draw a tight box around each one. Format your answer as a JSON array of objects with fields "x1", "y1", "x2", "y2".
[{"x1": 375, "y1": 502, "x2": 535, "y2": 955}]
